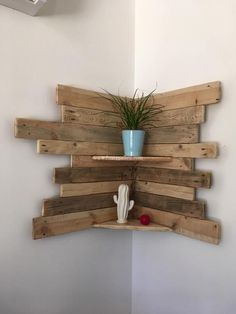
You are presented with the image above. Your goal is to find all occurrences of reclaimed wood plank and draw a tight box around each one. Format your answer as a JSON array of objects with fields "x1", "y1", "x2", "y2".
[
  {"x1": 136, "y1": 167, "x2": 211, "y2": 188},
  {"x1": 148, "y1": 106, "x2": 205, "y2": 128},
  {"x1": 60, "y1": 180, "x2": 132, "y2": 197},
  {"x1": 57, "y1": 85, "x2": 115, "y2": 111},
  {"x1": 43, "y1": 193, "x2": 116, "y2": 216},
  {"x1": 38, "y1": 140, "x2": 123, "y2": 155},
  {"x1": 15, "y1": 118, "x2": 121, "y2": 143},
  {"x1": 33, "y1": 207, "x2": 117, "y2": 239},
  {"x1": 143, "y1": 143, "x2": 218, "y2": 158},
  {"x1": 54, "y1": 167, "x2": 133, "y2": 184},
  {"x1": 134, "y1": 206, "x2": 220, "y2": 244},
  {"x1": 93, "y1": 219, "x2": 172, "y2": 232},
  {"x1": 135, "y1": 181, "x2": 195, "y2": 201},
  {"x1": 137, "y1": 158, "x2": 194, "y2": 171},
  {"x1": 153, "y1": 81, "x2": 221, "y2": 111},
  {"x1": 146, "y1": 125, "x2": 199, "y2": 144},
  {"x1": 134, "y1": 191, "x2": 205, "y2": 218}
]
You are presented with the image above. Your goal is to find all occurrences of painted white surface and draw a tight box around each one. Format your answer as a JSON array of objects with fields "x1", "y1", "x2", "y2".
[
  {"x1": 0, "y1": 1, "x2": 134, "y2": 313},
  {"x1": 132, "y1": 1, "x2": 236, "y2": 314},
  {"x1": 0, "y1": 0, "x2": 47, "y2": 16}
]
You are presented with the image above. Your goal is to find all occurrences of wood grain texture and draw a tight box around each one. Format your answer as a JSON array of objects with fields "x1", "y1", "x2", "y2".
[
  {"x1": 33, "y1": 207, "x2": 117, "y2": 239},
  {"x1": 134, "y1": 206, "x2": 220, "y2": 244},
  {"x1": 153, "y1": 81, "x2": 221, "y2": 111},
  {"x1": 93, "y1": 219, "x2": 172, "y2": 232},
  {"x1": 148, "y1": 106, "x2": 205, "y2": 128},
  {"x1": 135, "y1": 181, "x2": 195, "y2": 201},
  {"x1": 61, "y1": 105, "x2": 121, "y2": 127},
  {"x1": 146, "y1": 125, "x2": 199, "y2": 144},
  {"x1": 54, "y1": 166, "x2": 133, "y2": 184},
  {"x1": 135, "y1": 191, "x2": 205, "y2": 218},
  {"x1": 43, "y1": 193, "x2": 116, "y2": 216},
  {"x1": 60, "y1": 180, "x2": 132, "y2": 197},
  {"x1": 71, "y1": 155, "x2": 194, "y2": 171},
  {"x1": 38, "y1": 140, "x2": 123, "y2": 155},
  {"x1": 136, "y1": 167, "x2": 211, "y2": 188},
  {"x1": 143, "y1": 143, "x2": 218, "y2": 158},
  {"x1": 15, "y1": 118, "x2": 121, "y2": 143}
]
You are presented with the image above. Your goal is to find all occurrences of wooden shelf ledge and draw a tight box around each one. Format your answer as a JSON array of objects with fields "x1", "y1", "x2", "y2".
[
  {"x1": 93, "y1": 219, "x2": 173, "y2": 232},
  {"x1": 92, "y1": 156, "x2": 172, "y2": 162}
]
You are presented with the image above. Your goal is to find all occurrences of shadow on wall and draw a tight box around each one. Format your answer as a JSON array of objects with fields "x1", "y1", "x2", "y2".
[{"x1": 39, "y1": 0, "x2": 100, "y2": 16}]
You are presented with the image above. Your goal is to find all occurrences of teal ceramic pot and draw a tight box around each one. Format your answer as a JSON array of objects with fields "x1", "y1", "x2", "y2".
[{"x1": 122, "y1": 130, "x2": 145, "y2": 156}]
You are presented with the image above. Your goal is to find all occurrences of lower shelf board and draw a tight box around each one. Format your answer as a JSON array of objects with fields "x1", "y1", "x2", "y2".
[{"x1": 93, "y1": 219, "x2": 173, "y2": 232}]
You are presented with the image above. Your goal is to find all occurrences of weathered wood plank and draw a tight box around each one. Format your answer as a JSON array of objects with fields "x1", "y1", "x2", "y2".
[
  {"x1": 43, "y1": 193, "x2": 116, "y2": 216},
  {"x1": 71, "y1": 156, "x2": 194, "y2": 170},
  {"x1": 15, "y1": 118, "x2": 121, "y2": 143},
  {"x1": 134, "y1": 191, "x2": 205, "y2": 218},
  {"x1": 146, "y1": 125, "x2": 199, "y2": 144},
  {"x1": 38, "y1": 140, "x2": 123, "y2": 155},
  {"x1": 61, "y1": 105, "x2": 121, "y2": 127},
  {"x1": 54, "y1": 167, "x2": 133, "y2": 184},
  {"x1": 148, "y1": 106, "x2": 205, "y2": 128},
  {"x1": 136, "y1": 167, "x2": 211, "y2": 188},
  {"x1": 135, "y1": 181, "x2": 195, "y2": 201},
  {"x1": 134, "y1": 206, "x2": 220, "y2": 244},
  {"x1": 93, "y1": 219, "x2": 172, "y2": 232},
  {"x1": 143, "y1": 143, "x2": 218, "y2": 158},
  {"x1": 71, "y1": 155, "x2": 134, "y2": 168},
  {"x1": 57, "y1": 85, "x2": 116, "y2": 111},
  {"x1": 153, "y1": 81, "x2": 221, "y2": 111},
  {"x1": 33, "y1": 207, "x2": 117, "y2": 239},
  {"x1": 60, "y1": 180, "x2": 132, "y2": 197},
  {"x1": 137, "y1": 158, "x2": 194, "y2": 171}
]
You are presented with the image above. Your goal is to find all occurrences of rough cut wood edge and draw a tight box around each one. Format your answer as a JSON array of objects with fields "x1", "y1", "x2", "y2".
[
  {"x1": 143, "y1": 143, "x2": 218, "y2": 158},
  {"x1": 93, "y1": 219, "x2": 172, "y2": 232},
  {"x1": 134, "y1": 206, "x2": 220, "y2": 244},
  {"x1": 33, "y1": 207, "x2": 117, "y2": 239},
  {"x1": 72, "y1": 155, "x2": 194, "y2": 170},
  {"x1": 136, "y1": 167, "x2": 211, "y2": 188},
  {"x1": 15, "y1": 118, "x2": 121, "y2": 143},
  {"x1": 37, "y1": 140, "x2": 123, "y2": 155},
  {"x1": 60, "y1": 180, "x2": 132, "y2": 197},
  {"x1": 153, "y1": 81, "x2": 221, "y2": 111},
  {"x1": 92, "y1": 156, "x2": 172, "y2": 162},
  {"x1": 135, "y1": 181, "x2": 195, "y2": 201},
  {"x1": 134, "y1": 191, "x2": 205, "y2": 219}
]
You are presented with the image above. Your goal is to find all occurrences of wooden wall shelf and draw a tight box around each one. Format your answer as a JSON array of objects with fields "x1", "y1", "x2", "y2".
[{"x1": 15, "y1": 81, "x2": 222, "y2": 244}]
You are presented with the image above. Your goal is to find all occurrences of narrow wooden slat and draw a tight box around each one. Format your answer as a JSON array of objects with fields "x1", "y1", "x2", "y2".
[
  {"x1": 61, "y1": 105, "x2": 121, "y2": 127},
  {"x1": 38, "y1": 140, "x2": 123, "y2": 155},
  {"x1": 137, "y1": 158, "x2": 194, "y2": 171},
  {"x1": 60, "y1": 180, "x2": 132, "y2": 197},
  {"x1": 136, "y1": 167, "x2": 211, "y2": 188},
  {"x1": 92, "y1": 156, "x2": 172, "y2": 162},
  {"x1": 71, "y1": 155, "x2": 134, "y2": 168},
  {"x1": 143, "y1": 143, "x2": 218, "y2": 158},
  {"x1": 146, "y1": 125, "x2": 199, "y2": 144},
  {"x1": 153, "y1": 81, "x2": 221, "y2": 111},
  {"x1": 43, "y1": 193, "x2": 116, "y2": 216},
  {"x1": 57, "y1": 85, "x2": 115, "y2": 111},
  {"x1": 33, "y1": 207, "x2": 117, "y2": 239},
  {"x1": 135, "y1": 191, "x2": 205, "y2": 219},
  {"x1": 54, "y1": 167, "x2": 133, "y2": 184},
  {"x1": 93, "y1": 219, "x2": 172, "y2": 232},
  {"x1": 15, "y1": 118, "x2": 121, "y2": 143},
  {"x1": 134, "y1": 206, "x2": 220, "y2": 244},
  {"x1": 148, "y1": 106, "x2": 205, "y2": 128},
  {"x1": 135, "y1": 181, "x2": 195, "y2": 201}
]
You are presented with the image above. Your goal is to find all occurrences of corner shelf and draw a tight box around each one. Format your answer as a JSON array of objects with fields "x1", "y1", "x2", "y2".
[
  {"x1": 93, "y1": 219, "x2": 173, "y2": 232},
  {"x1": 92, "y1": 156, "x2": 172, "y2": 162}
]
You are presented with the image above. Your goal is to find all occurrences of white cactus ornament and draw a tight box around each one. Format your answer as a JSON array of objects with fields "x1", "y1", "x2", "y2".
[{"x1": 113, "y1": 184, "x2": 134, "y2": 224}]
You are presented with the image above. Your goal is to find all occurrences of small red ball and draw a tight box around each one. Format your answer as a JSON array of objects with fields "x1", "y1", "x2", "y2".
[{"x1": 139, "y1": 214, "x2": 150, "y2": 225}]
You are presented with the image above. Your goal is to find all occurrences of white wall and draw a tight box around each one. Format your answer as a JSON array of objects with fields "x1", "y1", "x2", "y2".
[
  {"x1": 0, "y1": 1, "x2": 134, "y2": 313},
  {"x1": 133, "y1": 1, "x2": 236, "y2": 314}
]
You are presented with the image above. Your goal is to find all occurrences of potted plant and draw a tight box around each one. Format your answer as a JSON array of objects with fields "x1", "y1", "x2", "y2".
[{"x1": 101, "y1": 89, "x2": 161, "y2": 156}]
